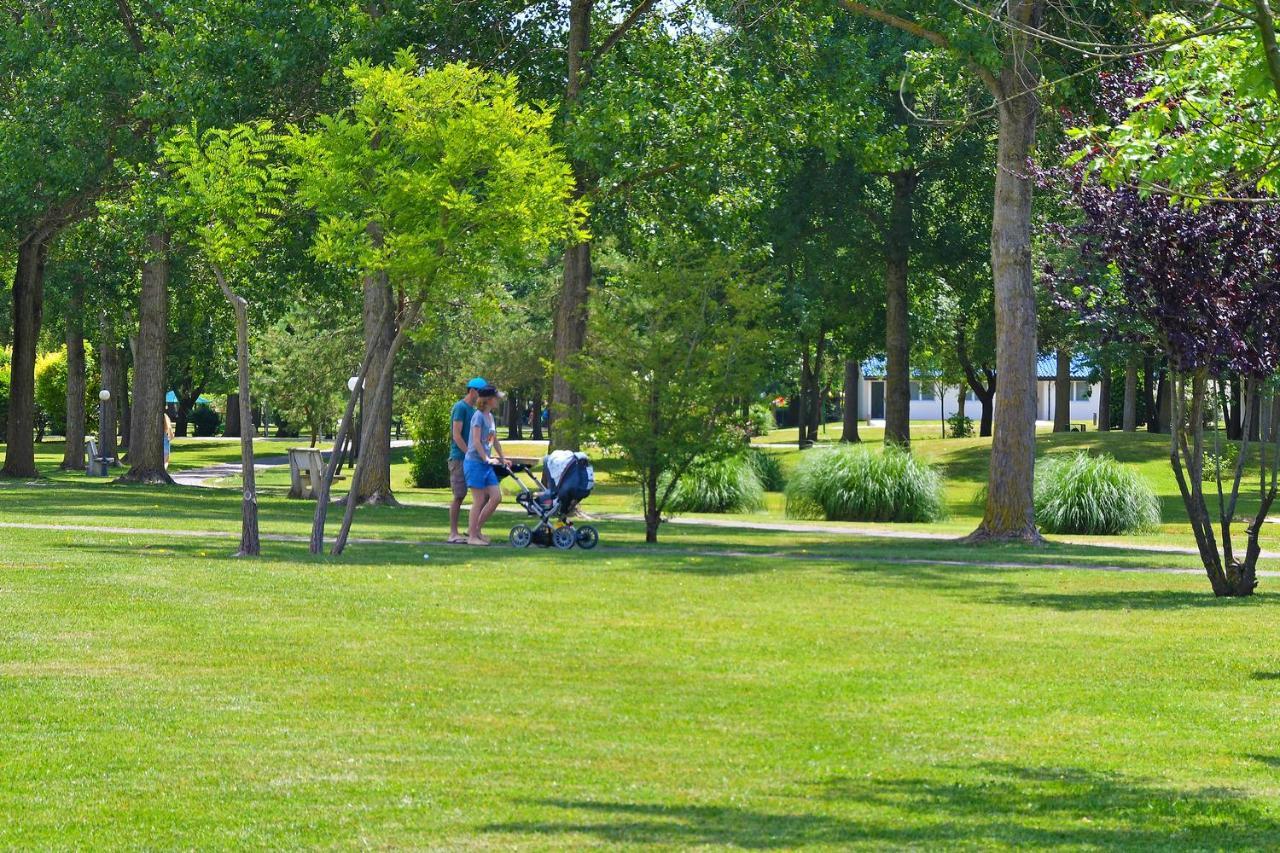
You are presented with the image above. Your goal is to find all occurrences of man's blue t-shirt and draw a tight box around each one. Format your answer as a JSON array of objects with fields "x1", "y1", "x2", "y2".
[{"x1": 449, "y1": 399, "x2": 475, "y2": 461}]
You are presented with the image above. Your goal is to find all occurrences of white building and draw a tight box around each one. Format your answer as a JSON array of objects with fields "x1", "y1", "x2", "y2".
[{"x1": 858, "y1": 355, "x2": 1102, "y2": 427}]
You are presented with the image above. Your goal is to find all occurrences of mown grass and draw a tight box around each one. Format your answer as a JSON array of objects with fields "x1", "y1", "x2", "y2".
[
  {"x1": 3, "y1": 520, "x2": 1280, "y2": 846},
  {"x1": 3, "y1": 436, "x2": 1280, "y2": 845}
]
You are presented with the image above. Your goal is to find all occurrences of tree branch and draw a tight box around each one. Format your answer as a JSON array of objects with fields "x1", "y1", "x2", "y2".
[
  {"x1": 837, "y1": 0, "x2": 1003, "y2": 97},
  {"x1": 579, "y1": 0, "x2": 659, "y2": 91},
  {"x1": 116, "y1": 0, "x2": 146, "y2": 54}
]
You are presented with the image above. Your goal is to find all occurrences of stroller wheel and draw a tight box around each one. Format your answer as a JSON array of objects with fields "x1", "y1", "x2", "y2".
[
  {"x1": 575, "y1": 525, "x2": 599, "y2": 550},
  {"x1": 552, "y1": 525, "x2": 577, "y2": 550},
  {"x1": 509, "y1": 525, "x2": 533, "y2": 549}
]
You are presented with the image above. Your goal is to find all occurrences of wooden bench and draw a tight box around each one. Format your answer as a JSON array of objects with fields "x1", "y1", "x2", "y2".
[
  {"x1": 85, "y1": 437, "x2": 114, "y2": 477},
  {"x1": 287, "y1": 447, "x2": 344, "y2": 499}
]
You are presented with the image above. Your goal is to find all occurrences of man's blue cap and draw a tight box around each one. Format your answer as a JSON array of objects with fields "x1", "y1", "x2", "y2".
[{"x1": 466, "y1": 377, "x2": 488, "y2": 390}]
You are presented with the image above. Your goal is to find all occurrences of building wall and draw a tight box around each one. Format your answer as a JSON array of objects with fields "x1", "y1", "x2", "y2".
[{"x1": 860, "y1": 379, "x2": 1101, "y2": 425}]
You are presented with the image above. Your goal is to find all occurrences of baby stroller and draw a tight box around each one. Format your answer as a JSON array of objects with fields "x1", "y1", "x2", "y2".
[{"x1": 506, "y1": 450, "x2": 599, "y2": 550}]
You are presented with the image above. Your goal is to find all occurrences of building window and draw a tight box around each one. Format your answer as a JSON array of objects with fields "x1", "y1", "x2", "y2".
[
  {"x1": 1071, "y1": 381, "x2": 1092, "y2": 402},
  {"x1": 909, "y1": 381, "x2": 936, "y2": 402}
]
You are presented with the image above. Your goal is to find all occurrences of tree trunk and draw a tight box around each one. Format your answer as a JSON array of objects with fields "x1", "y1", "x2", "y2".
[
  {"x1": 3, "y1": 235, "x2": 47, "y2": 478},
  {"x1": 331, "y1": 302, "x2": 424, "y2": 555},
  {"x1": 120, "y1": 231, "x2": 173, "y2": 484},
  {"x1": 530, "y1": 388, "x2": 544, "y2": 441},
  {"x1": 968, "y1": 5, "x2": 1045, "y2": 544},
  {"x1": 1098, "y1": 362, "x2": 1112, "y2": 431},
  {"x1": 1225, "y1": 376, "x2": 1243, "y2": 440},
  {"x1": 842, "y1": 358, "x2": 861, "y2": 443},
  {"x1": 214, "y1": 265, "x2": 259, "y2": 557},
  {"x1": 808, "y1": 332, "x2": 827, "y2": 443},
  {"x1": 1122, "y1": 354, "x2": 1138, "y2": 431},
  {"x1": 797, "y1": 348, "x2": 812, "y2": 449},
  {"x1": 1143, "y1": 356, "x2": 1158, "y2": 432},
  {"x1": 644, "y1": 471, "x2": 660, "y2": 543},
  {"x1": 553, "y1": 238, "x2": 590, "y2": 450},
  {"x1": 1053, "y1": 348, "x2": 1071, "y2": 432},
  {"x1": 550, "y1": 0, "x2": 594, "y2": 450},
  {"x1": 1156, "y1": 370, "x2": 1172, "y2": 434},
  {"x1": 225, "y1": 392, "x2": 241, "y2": 437},
  {"x1": 883, "y1": 171, "x2": 915, "y2": 448},
  {"x1": 118, "y1": 341, "x2": 131, "y2": 450},
  {"x1": 349, "y1": 270, "x2": 397, "y2": 506},
  {"x1": 61, "y1": 287, "x2": 86, "y2": 470},
  {"x1": 956, "y1": 325, "x2": 995, "y2": 438},
  {"x1": 98, "y1": 313, "x2": 120, "y2": 464},
  {"x1": 176, "y1": 398, "x2": 192, "y2": 437},
  {"x1": 506, "y1": 391, "x2": 522, "y2": 440}
]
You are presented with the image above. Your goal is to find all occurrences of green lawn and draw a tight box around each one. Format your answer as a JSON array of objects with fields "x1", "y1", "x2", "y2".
[{"x1": 3, "y1": 435, "x2": 1280, "y2": 846}]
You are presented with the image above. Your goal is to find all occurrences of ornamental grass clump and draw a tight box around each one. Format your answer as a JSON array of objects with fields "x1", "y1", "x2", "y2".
[
  {"x1": 748, "y1": 448, "x2": 786, "y2": 492},
  {"x1": 1034, "y1": 452, "x2": 1160, "y2": 535},
  {"x1": 785, "y1": 445, "x2": 945, "y2": 523},
  {"x1": 663, "y1": 453, "x2": 766, "y2": 514}
]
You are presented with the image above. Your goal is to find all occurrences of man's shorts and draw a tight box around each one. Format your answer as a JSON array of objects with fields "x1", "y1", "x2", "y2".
[
  {"x1": 463, "y1": 458, "x2": 499, "y2": 489},
  {"x1": 448, "y1": 458, "x2": 468, "y2": 500}
]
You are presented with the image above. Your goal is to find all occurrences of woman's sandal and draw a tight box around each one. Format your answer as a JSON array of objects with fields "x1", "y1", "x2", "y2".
[{"x1": 467, "y1": 538, "x2": 490, "y2": 547}]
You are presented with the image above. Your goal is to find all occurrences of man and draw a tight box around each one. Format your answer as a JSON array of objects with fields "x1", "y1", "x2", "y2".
[{"x1": 447, "y1": 377, "x2": 488, "y2": 544}]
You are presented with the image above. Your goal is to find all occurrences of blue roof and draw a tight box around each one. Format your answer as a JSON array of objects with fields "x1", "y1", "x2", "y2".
[
  {"x1": 166, "y1": 391, "x2": 212, "y2": 405},
  {"x1": 861, "y1": 355, "x2": 1093, "y2": 380}
]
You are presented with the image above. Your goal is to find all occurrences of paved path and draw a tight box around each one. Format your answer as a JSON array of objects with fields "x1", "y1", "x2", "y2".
[
  {"x1": 157, "y1": 447, "x2": 1280, "y2": 571},
  {"x1": 172, "y1": 441, "x2": 412, "y2": 488}
]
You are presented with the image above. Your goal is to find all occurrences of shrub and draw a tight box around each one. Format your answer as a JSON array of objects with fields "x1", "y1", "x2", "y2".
[
  {"x1": 748, "y1": 447, "x2": 786, "y2": 492},
  {"x1": 746, "y1": 402, "x2": 774, "y2": 437},
  {"x1": 407, "y1": 398, "x2": 452, "y2": 488},
  {"x1": 1201, "y1": 441, "x2": 1240, "y2": 482},
  {"x1": 663, "y1": 453, "x2": 765, "y2": 513},
  {"x1": 1034, "y1": 452, "x2": 1160, "y2": 535},
  {"x1": 190, "y1": 403, "x2": 221, "y2": 437},
  {"x1": 34, "y1": 344, "x2": 97, "y2": 436},
  {"x1": 946, "y1": 410, "x2": 974, "y2": 439},
  {"x1": 785, "y1": 444, "x2": 945, "y2": 523}
]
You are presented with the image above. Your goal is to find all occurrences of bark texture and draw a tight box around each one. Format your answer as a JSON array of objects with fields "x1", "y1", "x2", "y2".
[
  {"x1": 967, "y1": 0, "x2": 1045, "y2": 543},
  {"x1": 1053, "y1": 348, "x2": 1071, "y2": 432},
  {"x1": 214, "y1": 266, "x2": 260, "y2": 556},
  {"x1": 331, "y1": 302, "x2": 423, "y2": 555},
  {"x1": 349, "y1": 270, "x2": 397, "y2": 505},
  {"x1": 842, "y1": 358, "x2": 861, "y2": 443},
  {"x1": 1122, "y1": 355, "x2": 1138, "y2": 431},
  {"x1": 61, "y1": 287, "x2": 86, "y2": 470},
  {"x1": 883, "y1": 171, "x2": 915, "y2": 448},
  {"x1": 550, "y1": 0, "x2": 594, "y2": 450},
  {"x1": 3, "y1": 235, "x2": 47, "y2": 477},
  {"x1": 1097, "y1": 364, "x2": 1112, "y2": 431},
  {"x1": 120, "y1": 231, "x2": 173, "y2": 484}
]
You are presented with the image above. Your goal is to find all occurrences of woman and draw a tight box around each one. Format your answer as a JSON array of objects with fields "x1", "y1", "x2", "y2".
[
  {"x1": 462, "y1": 386, "x2": 507, "y2": 546},
  {"x1": 163, "y1": 410, "x2": 176, "y2": 469}
]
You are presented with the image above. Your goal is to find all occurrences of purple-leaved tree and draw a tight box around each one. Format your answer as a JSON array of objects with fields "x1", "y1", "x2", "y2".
[{"x1": 1048, "y1": 101, "x2": 1280, "y2": 595}]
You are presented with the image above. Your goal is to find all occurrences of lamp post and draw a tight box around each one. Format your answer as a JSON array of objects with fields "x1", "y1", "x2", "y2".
[
  {"x1": 97, "y1": 389, "x2": 111, "y2": 473},
  {"x1": 98, "y1": 389, "x2": 110, "y2": 444}
]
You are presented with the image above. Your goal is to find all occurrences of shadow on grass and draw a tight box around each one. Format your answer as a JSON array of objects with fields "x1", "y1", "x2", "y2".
[
  {"x1": 982, "y1": 588, "x2": 1272, "y2": 612},
  {"x1": 484, "y1": 762, "x2": 1280, "y2": 848}
]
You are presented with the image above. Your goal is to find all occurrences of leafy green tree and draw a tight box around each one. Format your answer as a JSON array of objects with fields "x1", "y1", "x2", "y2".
[
  {"x1": 290, "y1": 55, "x2": 584, "y2": 554},
  {"x1": 569, "y1": 249, "x2": 773, "y2": 542},
  {"x1": 160, "y1": 121, "x2": 290, "y2": 556},
  {"x1": 256, "y1": 312, "x2": 360, "y2": 446}
]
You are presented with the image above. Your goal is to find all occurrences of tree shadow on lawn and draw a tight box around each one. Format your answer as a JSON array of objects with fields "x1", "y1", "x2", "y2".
[
  {"x1": 483, "y1": 762, "x2": 1280, "y2": 848},
  {"x1": 981, "y1": 587, "x2": 1280, "y2": 612}
]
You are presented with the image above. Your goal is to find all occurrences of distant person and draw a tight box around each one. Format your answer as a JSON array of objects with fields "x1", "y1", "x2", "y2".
[
  {"x1": 447, "y1": 377, "x2": 488, "y2": 544},
  {"x1": 464, "y1": 386, "x2": 507, "y2": 546},
  {"x1": 163, "y1": 410, "x2": 175, "y2": 469}
]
